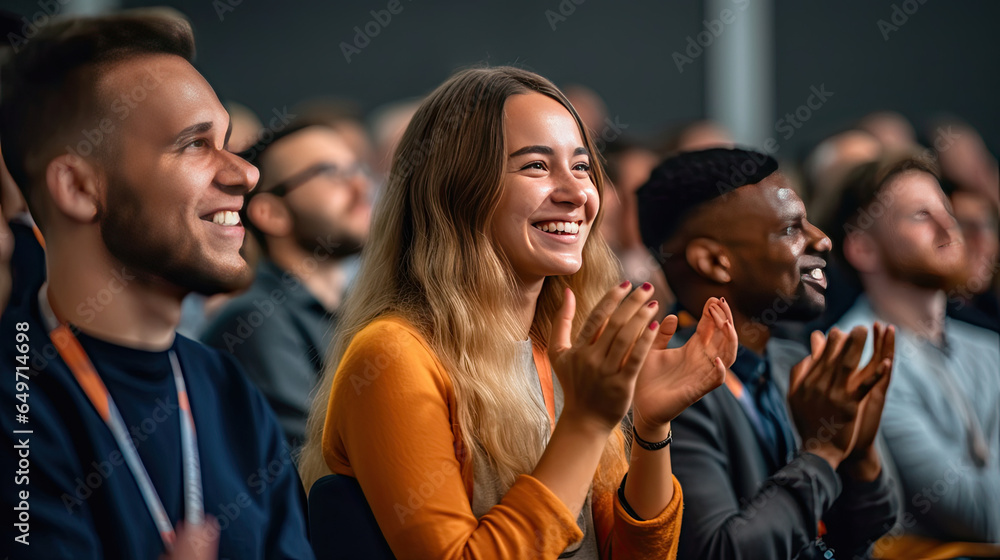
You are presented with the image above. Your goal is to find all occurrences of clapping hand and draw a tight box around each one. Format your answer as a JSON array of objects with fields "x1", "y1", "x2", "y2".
[
  {"x1": 632, "y1": 297, "x2": 738, "y2": 434},
  {"x1": 787, "y1": 325, "x2": 893, "y2": 471}
]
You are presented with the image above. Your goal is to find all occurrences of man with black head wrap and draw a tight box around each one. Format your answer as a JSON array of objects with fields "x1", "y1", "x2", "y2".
[{"x1": 638, "y1": 148, "x2": 898, "y2": 559}]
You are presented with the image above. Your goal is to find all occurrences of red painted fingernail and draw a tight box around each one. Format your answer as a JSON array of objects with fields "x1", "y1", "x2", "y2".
[
  {"x1": 649, "y1": 321, "x2": 659, "y2": 331},
  {"x1": 641, "y1": 282, "x2": 652, "y2": 291},
  {"x1": 721, "y1": 297, "x2": 726, "y2": 303},
  {"x1": 648, "y1": 301, "x2": 658, "y2": 308},
  {"x1": 620, "y1": 280, "x2": 631, "y2": 288}
]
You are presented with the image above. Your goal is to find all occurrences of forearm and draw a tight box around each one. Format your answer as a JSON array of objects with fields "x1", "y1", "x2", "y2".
[
  {"x1": 623, "y1": 420, "x2": 674, "y2": 519},
  {"x1": 532, "y1": 411, "x2": 612, "y2": 518}
]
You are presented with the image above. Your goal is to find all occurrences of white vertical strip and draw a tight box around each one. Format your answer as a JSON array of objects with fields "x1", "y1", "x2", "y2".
[{"x1": 706, "y1": 0, "x2": 774, "y2": 150}]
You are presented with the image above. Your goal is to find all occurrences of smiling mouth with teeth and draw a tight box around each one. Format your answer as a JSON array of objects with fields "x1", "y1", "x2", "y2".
[
  {"x1": 210, "y1": 210, "x2": 241, "y2": 226},
  {"x1": 533, "y1": 221, "x2": 581, "y2": 235}
]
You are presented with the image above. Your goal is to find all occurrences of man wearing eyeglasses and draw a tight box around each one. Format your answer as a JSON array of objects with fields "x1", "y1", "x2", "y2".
[{"x1": 202, "y1": 122, "x2": 372, "y2": 449}]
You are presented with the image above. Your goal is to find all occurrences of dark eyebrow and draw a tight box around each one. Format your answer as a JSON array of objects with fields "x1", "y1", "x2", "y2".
[
  {"x1": 782, "y1": 210, "x2": 806, "y2": 224},
  {"x1": 173, "y1": 122, "x2": 213, "y2": 146},
  {"x1": 509, "y1": 145, "x2": 552, "y2": 158},
  {"x1": 508, "y1": 145, "x2": 590, "y2": 158}
]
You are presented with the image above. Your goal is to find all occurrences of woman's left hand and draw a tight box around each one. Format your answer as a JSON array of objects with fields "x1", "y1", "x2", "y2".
[{"x1": 632, "y1": 297, "x2": 738, "y2": 434}]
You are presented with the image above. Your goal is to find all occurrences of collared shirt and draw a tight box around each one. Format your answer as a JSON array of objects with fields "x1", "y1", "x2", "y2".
[
  {"x1": 730, "y1": 345, "x2": 797, "y2": 471},
  {"x1": 202, "y1": 260, "x2": 336, "y2": 447}
]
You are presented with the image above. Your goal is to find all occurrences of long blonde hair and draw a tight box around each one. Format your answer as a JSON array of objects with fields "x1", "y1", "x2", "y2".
[{"x1": 299, "y1": 66, "x2": 623, "y2": 493}]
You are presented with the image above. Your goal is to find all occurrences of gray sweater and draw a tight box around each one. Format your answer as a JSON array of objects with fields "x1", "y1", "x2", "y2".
[{"x1": 836, "y1": 295, "x2": 1000, "y2": 543}]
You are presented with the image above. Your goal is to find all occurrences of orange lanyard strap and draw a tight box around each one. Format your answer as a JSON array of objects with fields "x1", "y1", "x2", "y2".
[
  {"x1": 31, "y1": 223, "x2": 45, "y2": 250},
  {"x1": 39, "y1": 287, "x2": 203, "y2": 551},
  {"x1": 531, "y1": 344, "x2": 557, "y2": 430}
]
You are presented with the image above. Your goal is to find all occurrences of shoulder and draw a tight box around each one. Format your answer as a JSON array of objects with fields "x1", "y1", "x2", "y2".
[
  {"x1": 834, "y1": 296, "x2": 876, "y2": 331},
  {"x1": 343, "y1": 315, "x2": 439, "y2": 368},
  {"x1": 332, "y1": 315, "x2": 451, "y2": 404},
  {"x1": 199, "y1": 284, "x2": 296, "y2": 347},
  {"x1": 949, "y1": 318, "x2": 1000, "y2": 357}
]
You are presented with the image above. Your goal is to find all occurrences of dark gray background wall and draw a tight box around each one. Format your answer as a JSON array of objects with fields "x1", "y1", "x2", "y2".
[{"x1": 6, "y1": 0, "x2": 998, "y2": 157}]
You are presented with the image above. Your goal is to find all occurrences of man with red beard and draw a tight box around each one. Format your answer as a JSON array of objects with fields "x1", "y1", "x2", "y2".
[
  {"x1": 835, "y1": 156, "x2": 1000, "y2": 544},
  {"x1": 0, "y1": 10, "x2": 312, "y2": 559}
]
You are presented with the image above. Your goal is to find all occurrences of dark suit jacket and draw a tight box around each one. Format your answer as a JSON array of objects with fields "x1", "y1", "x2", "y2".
[{"x1": 669, "y1": 334, "x2": 898, "y2": 559}]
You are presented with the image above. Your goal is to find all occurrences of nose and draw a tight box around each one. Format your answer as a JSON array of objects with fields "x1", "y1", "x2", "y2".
[
  {"x1": 935, "y1": 209, "x2": 960, "y2": 237},
  {"x1": 348, "y1": 166, "x2": 371, "y2": 198},
  {"x1": 216, "y1": 149, "x2": 260, "y2": 195},
  {"x1": 550, "y1": 165, "x2": 590, "y2": 208},
  {"x1": 805, "y1": 219, "x2": 833, "y2": 253}
]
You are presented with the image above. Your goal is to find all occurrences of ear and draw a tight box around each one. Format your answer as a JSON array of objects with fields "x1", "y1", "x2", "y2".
[
  {"x1": 843, "y1": 230, "x2": 880, "y2": 274},
  {"x1": 45, "y1": 153, "x2": 102, "y2": 224},
  {"x1": 246, "y1": 194, "x2": 293, "y2": 238},
  {"x1": 685, "y1": 237, "x2": 732, "y2": 284}
]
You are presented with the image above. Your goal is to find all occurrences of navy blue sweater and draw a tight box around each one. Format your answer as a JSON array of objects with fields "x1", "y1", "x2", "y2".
[{"x1": 1, "y1": 291, "x2": 314, "y2": 559}]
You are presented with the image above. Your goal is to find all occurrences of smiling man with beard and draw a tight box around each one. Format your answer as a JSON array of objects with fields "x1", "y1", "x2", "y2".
[
  {"x1": 202, "y1": 122, "x2": 371, "y2": 448},
  {"x1": 834, "y1": 156, "x2": 1000, "y2": 545},
  {"x1": 638, "y1": 148, "x2": 898, "y2": 559},
  {"x1": 0, "y1": 10, "x2": 312, "y2": 559}
]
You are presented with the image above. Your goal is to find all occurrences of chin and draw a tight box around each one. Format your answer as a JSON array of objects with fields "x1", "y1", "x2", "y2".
[
  {"x1": 778, "y1": 288, "x2": 825, "y2": 322},
  {"x1": 164, "y1": 253, "x2": 254, "y2": 296},
  {"x1": 547, "y1": 262, "x2": 584, "y2": 278},
  {"x1": 187, "y1": 266, "x2": 254, "y2": 295}
]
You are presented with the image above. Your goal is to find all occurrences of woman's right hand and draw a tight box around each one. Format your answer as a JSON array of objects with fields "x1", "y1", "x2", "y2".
[{"x1": 547, "y1": 281, "x2": 661, "y2": 433}]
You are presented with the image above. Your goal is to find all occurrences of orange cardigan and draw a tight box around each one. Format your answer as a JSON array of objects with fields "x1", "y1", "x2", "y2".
[{"x1": 322, "y1": 316, "x2": 683, "y2": 559}]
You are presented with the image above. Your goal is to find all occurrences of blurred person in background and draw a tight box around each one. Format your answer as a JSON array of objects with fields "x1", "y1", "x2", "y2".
[
  {"x1": 938, "y1": 181, "x2": 1000, "y2": 333},
  {"x1": 223, "y1": 100, "x2": 263, "y2": 153},
  {"x1": 857, "y1": 111, "x2": 919, "y2": 155},
  {"x1": 834, "y1": 155, "x2": 1000, "y2": 545},
  {"x1": 639, "y1": 148, "x2": 898, "y2": 560},
  {"x1": 0, "y1": 143, "x2": 42, "y2": 314},
  {"x1": 0, "y1": 10, "x2": 312, "y2": 558},
  {"x1": 658, "y1": 119, "x2": 734, "y2": 157},
  {"x1": 603, "y1": 139, "x2": 672, "y2": 317},
  {"x1": 202, "y1": 122, "x2": 371, "y2": 448},
  {"x1": 930, "y1": 117, "x2": 999, "y2": 209},
  {"x1": 563, "y1": 83, "x2": 608, "y2": 138},
  {"x1": 802, "y1": 128, "x2": 884, "y2": 234},
  {"x1": 293, "y1": 97, "x2": 375, "y2": 173},
  {"x1": 0, "y1": 10, "x2": 45, "y2": 314},
  {"x1": 369, "y1": 98, "x2": 420, "y2": 181}
]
